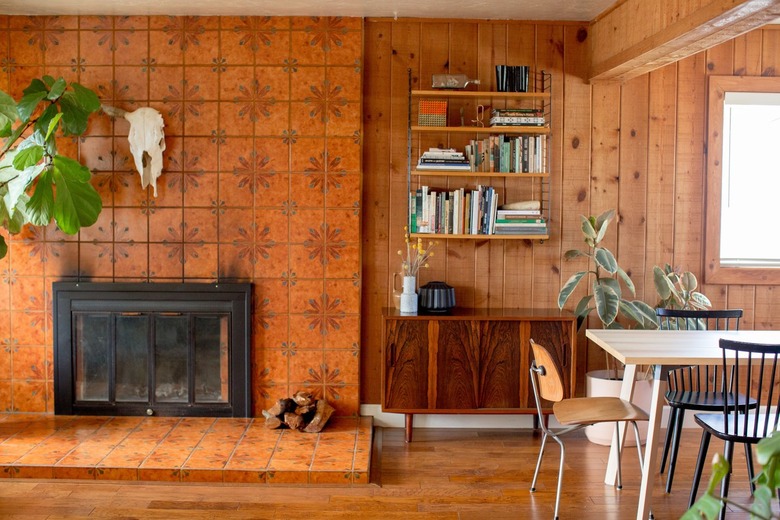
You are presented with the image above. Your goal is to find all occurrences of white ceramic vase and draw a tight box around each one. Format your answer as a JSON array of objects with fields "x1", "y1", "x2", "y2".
[{"x1": 399, "y1": 275, "x2": 418, "y2": 314}]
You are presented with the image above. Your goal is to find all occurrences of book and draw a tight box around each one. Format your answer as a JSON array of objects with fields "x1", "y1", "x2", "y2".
[{"x1": 489, "y1": 116, "x2": 546, "y2": 126}]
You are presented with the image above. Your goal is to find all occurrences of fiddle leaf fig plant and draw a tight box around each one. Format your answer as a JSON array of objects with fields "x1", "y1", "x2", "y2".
[
  {"x1": 653, "y1": 263, "x2": 712, "y2": 310},
  {"x1": 0, "y1": 76, "x2": 103, "y2": 258},
  {"x1": 558, "y1": 209, "x2": 657, "y2": 329}
]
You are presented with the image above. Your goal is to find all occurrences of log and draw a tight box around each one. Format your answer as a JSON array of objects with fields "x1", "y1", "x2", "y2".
[
  {"x1": 292, "y1": 391, "x2": 314, "y2": 407},
  {"x1": 303, "y1": 400, "x2": 335, "y2": 433},
  {"x1": 267, "y1": 398, "x2": 296, "y2": 417},
  {"x1": 284, "y1": 412, "x2": 304, "y2": 431},
  {"x1": 264, "y1": 415, "x2": 283, "y2": 429}
]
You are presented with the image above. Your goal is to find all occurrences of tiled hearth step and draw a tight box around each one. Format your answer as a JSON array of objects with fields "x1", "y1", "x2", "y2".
[{"x1": 0, "y1": 414, "x2": 372, "y2": 485}]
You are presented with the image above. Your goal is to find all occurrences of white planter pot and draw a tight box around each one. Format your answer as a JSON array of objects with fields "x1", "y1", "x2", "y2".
[{"x1": 584, "y1": 369, "x2": 653, "y2": 446}]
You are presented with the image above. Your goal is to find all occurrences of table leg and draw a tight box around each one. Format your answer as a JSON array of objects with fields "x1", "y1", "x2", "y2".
[
  {"x1": 405, "y1": 414, "x2": 414, "y2": 443},
  {"x1": 635, "y1": 365, "x2": 668, "y2": 520}
]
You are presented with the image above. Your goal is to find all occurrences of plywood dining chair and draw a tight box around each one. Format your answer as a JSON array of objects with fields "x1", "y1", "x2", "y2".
[
  {"x1": 529, "y1": 339, "x2": 648, "y2": 520},
  {"x1": 656, "y1": 308, "x2": 753, "y2": 494},
  {"x1": 688, "y1": 338, "x2": 780, "y2": 520}
]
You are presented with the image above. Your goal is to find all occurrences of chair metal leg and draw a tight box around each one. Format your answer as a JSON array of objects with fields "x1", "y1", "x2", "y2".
[
  {"x1": 660, "y1": 407, "x2": 676, "y2": 474},
  {"x1": 689, "y1": 430, "x2": 712, "y2": 508},
  {"x1": 665, "y1": 408, "x2": 686, "y2": 493},
  {"x1": 745, "y1": 443, "x2": 756, "y2": 495},
  {"x1": 530, "y1": 431, "x2": 548, "y2": 492},
  {"x1": 551, "y1": 434, "x2": 566, "y2": 520},
  {"x1": 631, "y1": 421, "x2": 644, "y2": 469},
  {"x1": 718, "y1": 441, "x2": 735, "y2": 520},
  {"x1": 614, "y1": 422, "x2": 623, "y2": 490}
]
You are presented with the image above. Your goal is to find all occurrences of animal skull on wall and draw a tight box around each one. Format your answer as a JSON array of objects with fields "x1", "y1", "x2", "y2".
[{"x1": 102, "y1": 105, "x2": 166, "y2": 197}]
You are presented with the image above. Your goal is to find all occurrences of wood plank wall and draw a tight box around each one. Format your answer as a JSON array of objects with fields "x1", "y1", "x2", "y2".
[{"x1": 361, "y1": 19, "x2": 780, "y2": 404}]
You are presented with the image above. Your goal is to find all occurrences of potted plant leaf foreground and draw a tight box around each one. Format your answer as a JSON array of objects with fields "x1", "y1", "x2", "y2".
[
  {"x1": 0, "y1": 76, "x2": 103, "y2": 257},
  {"x1": 557, "y1": 209, "x2": 657, "y2": 444}
]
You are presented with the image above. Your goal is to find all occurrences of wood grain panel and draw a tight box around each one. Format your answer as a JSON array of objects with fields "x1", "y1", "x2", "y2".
[
  {"x1": 478, "y1": 321, "x2": 521, "y2": 408},
  {"x1": 383, "y1": 319, "x2": 429, "y2": 410},
  {"x1": 435, "y1": 320, "x2": 480, "y2": 409},
  {"x1": 363, "y1": 20, "x2": 780, "y2": 406}
]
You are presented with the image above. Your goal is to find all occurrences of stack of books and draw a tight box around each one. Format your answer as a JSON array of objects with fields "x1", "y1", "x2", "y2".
[
  {"x1": 490, "y1": 108, "x2": 546, "y2": 127},
  {"x1": 464, "y1": 134, "x2": 546, "y2": 173},
  {"x1": 416, "y1": 148, "x2": 471, "y2": 171},
  {"x1": 493, "y1": 208, "x2": 547, "y2": 235},
  {"x1": 410, "y1": 185, "x2": 499, "y2": 235}
]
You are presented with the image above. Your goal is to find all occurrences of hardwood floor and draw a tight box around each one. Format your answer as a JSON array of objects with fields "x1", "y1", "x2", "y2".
[{"x1": 0, "y1": 426, "x2": 772, "y2": 519}]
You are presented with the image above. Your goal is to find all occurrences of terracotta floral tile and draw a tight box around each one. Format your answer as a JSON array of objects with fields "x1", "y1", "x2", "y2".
[
  {"x1": 309, "y1": 471, "x2": 352, "y2": 484},
  {"x1": 329, "y1": 66, "x2": 360, "y2": 101},
  {"x1": 180, "y1": 468, "x2": 223, "y2": 483},
  {"x1": 323, "y1": 349, "x2": 359, "y2": 385},
  {"x1": 9, "y1": 243, "x2": 46, "y2": 277},
  {"x1": 325, "y1": 174, "x2": 360, "y2": 208},
  {"x1": 184, "y1": 172, "x2": 217, "y2": 207},
  {"x1": 287, "y1": 279, "x2": 324, "y2": 313},
  {"x1": 325, "y1": 27, "x2": 363, "y2": 66},
  {"x1": 218, "y1": 172, "x2": 254, "y2": 208},
  {"x1": 113, "y1": 208, "x2": 150, "y2": 243},
  {"x1": 254, "y1": 210, "x2": 289, "y2": 243},
  {"x1": 216, "y1": 245, "x2": 254, "y2": 280},
  {"x1": 218, "y1": 65, "x2": 255, "y2": 103},
  {"x1": 326, "y1": 136, "x2": 360, "y2": 172},
  {"x1": 78, "y1": 242, "x2": 115, "y2": 278},
  {"x1": 218, "y1": 208, "x2": 254, "y2": 242},
  {"x1": 182, "y1": 208, "x2": 218, "y2": 243},
  {"x1": 286, "y1": 349, "x2": 324, "y2": 385},
  {"x1": 13, "y1": 465, "x2": 54, "y2": 479},
  {"x1": 325, "y1": 100, "x2": 361, "y2": 137},
  {"x1": 79, "y1": 209, "x2": 114, "y2": 243},
  {"x1": 115, "y1": 28, "x2": 150, "y2": 66},
  {"x1": 149, "y1": 65, "x2": 185, "y2": 101},
  {"x1": 222, "y1": 469, "x2": 265, "y2": 483},
  {"x1": 11, "y1": 311, "x2": 46, "y2": 346},
  {"x1": 325, "y1": 208, "x2": 359, "y2": 241},
  {"x1": 184, "y1": 101, "x2": 220, "y2": 136},
  {"x1": 138, "y1": 467, "x2": 182, "y2": 482},
  {"x1": 41, "y1": 242, "x2": 80, "y2": 279},
  {"x1": 11, "y1": 347, "x2": 46, "y2": 381},
  {"x1": 324, "y1": 244, "x2": 359, "y2": 279},
  {"x1": 255, "y1": 102, "x2": 292, "y2": 137},
  {"x1": 114, "y1": 66, "x2": 150, "y2": 103},
  {"x1": 252, "y1": 243, "x2": 289, "y2": 280},
  {"x1": 79, "y1": 66, "x2": 114, "y2": 101},
  {"x1": 149, "y1": 208, "x2": 185, "y2": 242},
  {"x1": 255, "y1": 347, "x2": 289, "y2": 386},
  {"x1": 95, "y1": 466, "x2": 138, "y2": 480},
  {"x1": 289, "y1": 66, "x2": 326, "y2": 102},
  {"x1": 255, "y1": 66, "x2": 291, "y2": 101},
  {"x1": 113, "y1": 242, "x2": 149, "y2": 280},
  {"x1": 288, "y1": 209, "x2": 324, "y2": 244},
  {"x1": 53, "y1": 466, "x2": 95, "y2": 480},
  {"x1": 149, "y1": 31, "x2": 184, "y2": 65},
  {"x1": 113, "y1": 173, "x2": 149, "y2": 207},
  {"x1": 290, "y1": 101, "x2": 326, "y2": 137},
  {"x1": 253, "y1": 169, "x2": 290, "y2": 208},
  {"x1": 184, "y1": 31, "x2": 219, "y2": 66},
  {"x1": 320, "y1": 314, "x2": 359, "y2": 350},
  {"x1": 8, "y1": 31, "x2": 43, "y2": 65},
  {"x1": 253, "y1": 311, "x2": 288, "y2": 352},
  {"x1": 148, "y1": 243, "x2": 184, "y2": 279},
  {"x1": 290, "y1": 174, "x2": 325, "y2": 209},
  {"x1": 325, "y1": 279, "x2": 360, "y2": 312},
  {"x1": 330, "y1": 385, "x2": 359, "y2": 416},
  {"x1": 182, "y1": 137, "x2": 219, "y2": 171},
  {"x1": 289, "y1": 245, "x2": 326, "y2": 280},
  {"x1": 182, "y1": 243, "x2": 217, "y2": 279},
  {"x1": 79, "y1": 28, "x2": 114, "y2": 65}
]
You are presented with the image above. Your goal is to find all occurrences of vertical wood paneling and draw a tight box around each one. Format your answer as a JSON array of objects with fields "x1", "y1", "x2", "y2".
[
  {"x1": 361, "y1": 21, "x2": 394, "y2": 404},
  {"x1": 617, "y1": 75, "x2": 649, "y2": 300},
  {"x1": 362, "y1": 21, "x2": 780, "y2": 403},
  {"x1": 644, "y1": 64, "x2": 677, "y2": 304}
]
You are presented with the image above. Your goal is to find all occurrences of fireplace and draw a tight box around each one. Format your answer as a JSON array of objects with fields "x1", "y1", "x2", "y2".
[{"x1": 53, "y1": 282, "x2": 252, "y2": 417}]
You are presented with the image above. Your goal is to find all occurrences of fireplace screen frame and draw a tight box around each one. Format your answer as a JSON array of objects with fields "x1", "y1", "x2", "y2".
[{"x1": 53, "y1": 282, "x2": 252, "y2": 417}]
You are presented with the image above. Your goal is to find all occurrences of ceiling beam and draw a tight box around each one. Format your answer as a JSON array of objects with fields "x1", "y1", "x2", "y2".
[{"x1": 588, "y1": 0, "x2": 780, "y2": 82}]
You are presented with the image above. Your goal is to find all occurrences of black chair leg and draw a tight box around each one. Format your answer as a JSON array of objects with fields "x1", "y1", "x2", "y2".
[
  {"x1": 689, "y1": 429, "x2": 712, "y2": 509},
  {"x1": 718, "y1": 441, "x2": 735, "y2": 520},
  {"x1": 745, "y1": 443, "x2": 755, "y2": 495},
  {"x1": 665, "y1": 408, "x2": 686, "y2": 493},
  {"x1": 660, "y1": 407, "x2": 676, "y2": 474}
]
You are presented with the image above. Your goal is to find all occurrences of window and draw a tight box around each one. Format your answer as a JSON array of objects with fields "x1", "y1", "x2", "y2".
[{"x1": 705, "y1": 76, "x2": 780, "y2": 284}]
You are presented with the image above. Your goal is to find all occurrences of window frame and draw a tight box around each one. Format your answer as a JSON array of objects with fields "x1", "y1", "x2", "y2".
[{"x1": 705, "y1": 75, "x2": 780, "y2": 285}]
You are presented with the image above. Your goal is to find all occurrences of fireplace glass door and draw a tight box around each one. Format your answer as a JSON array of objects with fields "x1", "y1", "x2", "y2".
[{"x1": 55, "y1": 283, "x2": 251, "y2": 417}]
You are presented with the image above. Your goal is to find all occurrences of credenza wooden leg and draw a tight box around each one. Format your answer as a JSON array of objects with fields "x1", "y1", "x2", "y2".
[{"x1": 405, "y1": 414, "x2": 414, "y2": 442}]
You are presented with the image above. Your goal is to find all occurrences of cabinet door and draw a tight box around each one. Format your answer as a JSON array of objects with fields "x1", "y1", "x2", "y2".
[
  {"x1": 478, "y1": 321, "x2": 522, "y2": 408},
  {"x1": 523, "y1": 321, "x2": 575, "y2": 407},
  {"x1": 434, "y1": 320, "x2": 480, "y2": 409},
  {"x1": 384, "y1": 319, "x2": 430, "y2": 410}
]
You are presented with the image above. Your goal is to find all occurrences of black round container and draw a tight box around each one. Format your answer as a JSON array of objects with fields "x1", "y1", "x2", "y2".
[{"x1": 418, "y1": 281, "x2": 456, "y2": 312}]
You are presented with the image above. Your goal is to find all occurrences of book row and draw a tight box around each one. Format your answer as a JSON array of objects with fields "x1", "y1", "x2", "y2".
[
  {"x1": 462, "y1": 134, "x2": 546, "y2": 173},
  {"x1": 409, "y1": 185, "x2": 547, "y2": 236}
]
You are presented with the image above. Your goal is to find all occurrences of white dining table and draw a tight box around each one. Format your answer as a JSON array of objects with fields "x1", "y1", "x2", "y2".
[{"x1": 585, "y1": 328, "x2": 780, "y2": 520}]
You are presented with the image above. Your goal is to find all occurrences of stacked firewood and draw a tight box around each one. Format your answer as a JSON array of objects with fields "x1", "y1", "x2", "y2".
[{"x1": 262, "y1": 391, "x2": 334, "y2": 433}]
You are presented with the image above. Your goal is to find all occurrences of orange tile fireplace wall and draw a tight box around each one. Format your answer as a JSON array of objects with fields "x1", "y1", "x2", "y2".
[{"x1": 0, "y1": 15, "x2": 363, "y2": 416}]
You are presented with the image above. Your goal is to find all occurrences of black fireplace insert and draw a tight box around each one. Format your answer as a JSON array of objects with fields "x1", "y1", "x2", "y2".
[{"x1": 53, "y1": 282, "x2": 252, "y2": 417}]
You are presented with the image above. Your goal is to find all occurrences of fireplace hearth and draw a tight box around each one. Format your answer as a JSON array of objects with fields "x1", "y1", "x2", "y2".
[{"x1": 53, "y1": 282, "x2": 252, "y2": 417}]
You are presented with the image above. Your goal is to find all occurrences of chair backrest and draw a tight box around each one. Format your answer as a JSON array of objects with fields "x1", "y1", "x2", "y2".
[
  {"x1": 657, "y1": 308, "x2": 743, "y2": 393},
  {"x1": 656, "y1": 308, "x2": 742, "y2": 332},
  {"x1": 719, "y1": 338, "x2": 780, "y2": 439},
  {"x1": 529, "y1": 339, "x2": 564, "y2": 403}
]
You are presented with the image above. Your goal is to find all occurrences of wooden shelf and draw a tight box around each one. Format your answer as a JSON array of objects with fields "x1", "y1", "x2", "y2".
[
  {"x1": 411, "y1": 125, "x2": 549, "y2": 134},
  {"x1": 412, "y1": 89, "x2": 551, "y2": 100},
  {"x1": 410, "y1": 233, "x2": 548, "y2": 240},
  {"x1": 412, "y1": 170, "x2": 550, "y2": 178}
]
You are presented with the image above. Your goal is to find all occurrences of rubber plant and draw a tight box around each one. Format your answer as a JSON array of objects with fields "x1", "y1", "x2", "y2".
[
  {"x1": 653, "y1": 263, "x2": 712, "y2": 310},
  {"x1": 0, "y1": 75, "x2": 103, "y2": 258},
  {"x1": 557, "y1": 208, "x2": 657, "y2": 330}
]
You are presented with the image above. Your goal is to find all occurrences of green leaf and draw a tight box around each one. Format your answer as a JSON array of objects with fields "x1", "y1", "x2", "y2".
[
  {"x1": 34, "y1": 102, "x2": 59, "y2": 139},
  {"x1": 750, "y1": 486, "x2": 773, "y2": 519},
  {"x1": 558, "y1": 271, "x2": 586, "y2": 309},
  {"x1": 22, "y1": 78, "x2": 47, "y2": 96},
  {"x1": 573, "y1": 295, "x2": 593, "y2": 318},
  {"x1": 600, "y1": 277, "x2": 622, "y2": 299},
  {"x1": 46, "y1": 77, "x2": 67, "y2": 100},
  {"x1": 580, "y1": 214, "x2": 597, "y2": 240},
  {"x1": 594, "y1": 247, "x2": 618, "y2": 274},
  {"x1": 593, "y1": 282, "x2": 619, "y2": 326},
  {"x1": 0, "y1": 235, "x2": 8, "y2": 260},
  {"x1": 619, "y1": 300, "x2": 644, "y2": 327},
  {"x1": 0, "y1": 120, "x2": 10, "y2": 138},
  {"x1": 563, "y1": 249, "x2": 588, "y2": 261},
  {"x1": 11, "y1": 144, "x2": 43, "y2": 170},
  {"x1": 707, "y1": 453, "x2": 731, "y2": 495},
  {"x1": 653, "y1": 265, "x2": 673, "y2": 300},
  {"x1": 680, "y1": 271, "x2": 698, "y2": 292},
  {"x1": 5, "y1": 159, "x2": 45, "y2": 213},
  {"x1": 71, "y1": 82, "x2": 101, "y2": 113},
  {"x1": 52, "y1": 155, "x2": 102, "y2": 233},
  {"x1": 26, "y1": 169, "x2": 54, "y2": 227},
  {"x1": 690, "y1": 291, "x2": 711, "y2": 309},
  {"x1": 44, "y1": 112, "x2": 63, "y2": 141},
  {"x1": 756, "y1": 431, "x2": 780, "y2": 466},
  {"x1": 16, "y1": 91, "x2": 47, "y2": 122},
  {"x1": 594, "y1": 209, "x2": 614, "y2": 244},
  {"x1": 681, "y1": 493, "x2": 724, "y2": 520},
  {"x1": 58, "y1": 92, "x2": 90, "y2": 136},
  {"x1": 0, "y1": 119, "x2": 28, "y2": 157},
  {"x1": 632, "y1": 300, "x2": 660, "y2": 329},
  {"x1": 0, "y1": 90, "x2": 18, "y2": 129},
  {"x1": 616, "y1": 266, "x2": 636, "y2": 297}
]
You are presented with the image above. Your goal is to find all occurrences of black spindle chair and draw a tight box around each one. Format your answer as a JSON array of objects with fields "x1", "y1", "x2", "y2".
[
  {"x1": 688, "y1": 338, "x2": 780, "y2": 520},
  {"x1": 656, "y1": 308, "x2": 755, "y2": 494}
]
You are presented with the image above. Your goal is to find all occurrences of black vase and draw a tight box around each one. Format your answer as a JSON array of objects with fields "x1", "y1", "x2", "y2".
[{"x1": 418, "y1": 281, "x2": 456, "y2": 312}]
